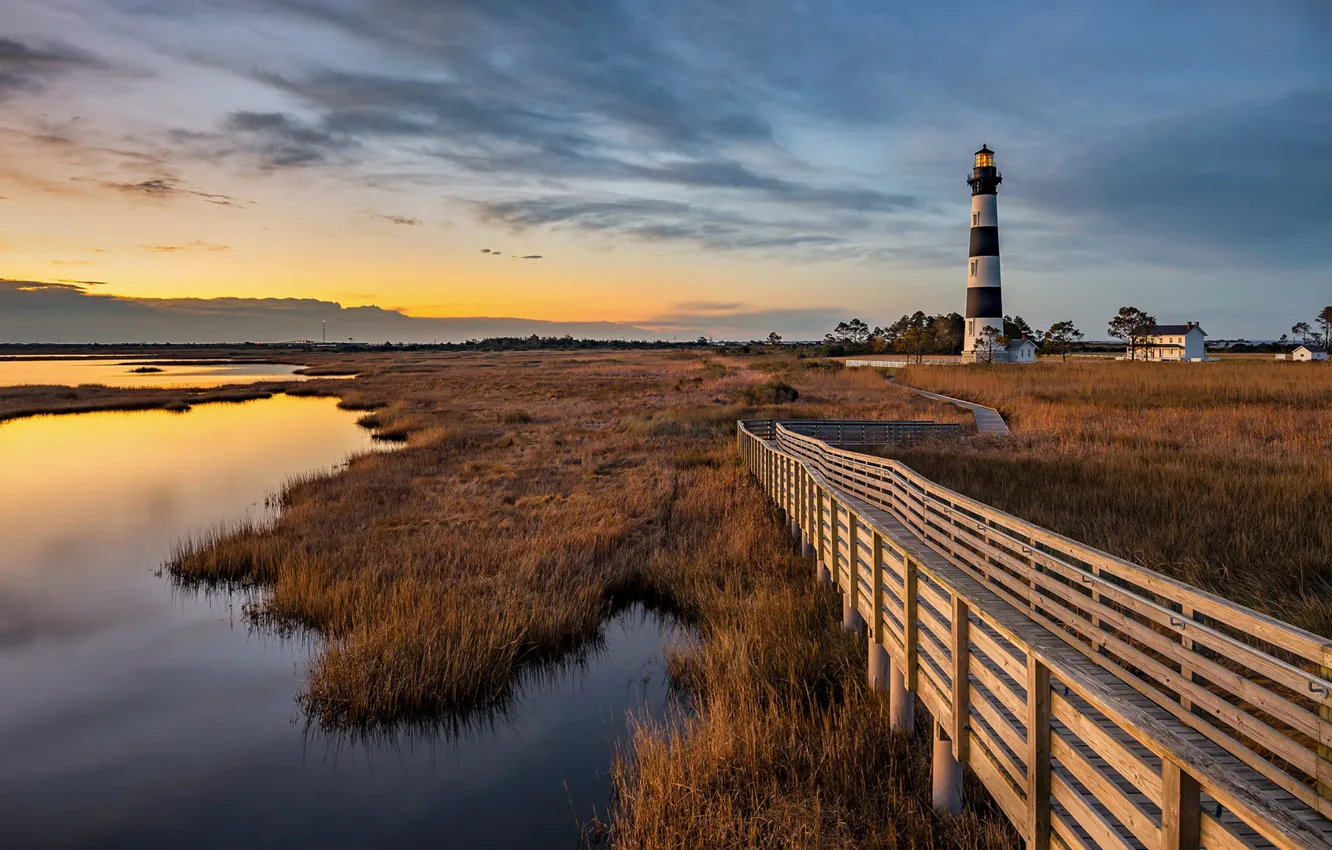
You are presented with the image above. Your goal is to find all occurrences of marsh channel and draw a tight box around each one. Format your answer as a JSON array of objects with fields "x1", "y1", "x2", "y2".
[{"x1": 0, "y1": 375, "x2": 685, "y2": 849}]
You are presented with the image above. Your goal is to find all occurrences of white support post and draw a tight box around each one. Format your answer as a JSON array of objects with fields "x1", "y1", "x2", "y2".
[{"x1": 932, "y1": 722, "x2": 963, "y2": 814}]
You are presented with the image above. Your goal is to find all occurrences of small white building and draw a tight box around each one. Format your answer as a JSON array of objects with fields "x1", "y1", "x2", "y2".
[
  {"x1": 1293, "y1": 344, "x2": 1328, "y2": 362},
  {"x1": 1129, "y1": 322, "x2": 1207, "y2": 361},
  {"x1": 1004, "y1": 337, "x2": 1038, "y2": 363}
]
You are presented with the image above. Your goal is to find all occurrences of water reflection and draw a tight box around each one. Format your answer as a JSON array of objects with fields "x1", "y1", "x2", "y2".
[
  {"x1": 0, "y1": 358, "x2": 314, "y2": 388},
  {"x1": 0, "y1": 397, "x2": 683, "y2": 849}
]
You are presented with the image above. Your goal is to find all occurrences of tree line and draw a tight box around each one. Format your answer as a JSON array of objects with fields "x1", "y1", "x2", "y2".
[{"x1": 793, "y1": 312, "x2": 1085, "y2": 361}]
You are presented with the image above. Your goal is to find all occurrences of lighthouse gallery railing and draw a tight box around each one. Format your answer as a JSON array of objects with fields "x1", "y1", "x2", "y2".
[{"x1": 739, "y1": 419, "x2": 1332, "y2": 849}]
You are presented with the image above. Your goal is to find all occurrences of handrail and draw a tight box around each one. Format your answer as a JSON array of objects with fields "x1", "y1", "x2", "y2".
[
  {"x1": 738, "y1": 419, "x2": 1332, "y2": 849},
  {"x1": 738, "y1": 418, "x2": 961, "y2": 446}
]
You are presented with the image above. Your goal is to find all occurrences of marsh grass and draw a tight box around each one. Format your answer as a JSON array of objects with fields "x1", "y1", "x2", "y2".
[
  {"x1": 159, "y1": 350, "x2": 1000, "y2": 845},
  {"x1": 0, "y1": 383, "x2": 302, "y2": 422},
  {"x1": 895, "y1": 361, "x2": 1332, "y2": 634}
]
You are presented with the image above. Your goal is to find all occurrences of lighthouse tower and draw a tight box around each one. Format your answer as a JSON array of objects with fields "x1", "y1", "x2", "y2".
[{"x1": 963, "y1": 144, "x2": 1003, "y2": 356}]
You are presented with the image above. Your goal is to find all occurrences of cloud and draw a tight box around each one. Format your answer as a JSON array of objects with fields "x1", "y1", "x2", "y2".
[
  {"x1": 219, "y1": 110, "x2": 353, "y2": 169},
  {"x1": 673, "y1": 301, "x2": 747, "y2": 313},
  {"x1": 72, "y1": 176, "x2": 242, "y2": 207},
  {"x1": 0, "y1": 38, "x2": 107, "y2": 100},
  {"x1": 0, "y1": 279, "x2": 660, "y2": 343},
  {"x1": 475, "y1": 195, "x2": 852, "y2": 254},
  {"x1": 1023, "y1": 87, "x2": 1332, "y2": 268},
  {"x1": 635, "y1": 302, "x2": 852, "y2": 339},
  {"x1": 373, "y1": 214, "x2": 421, "y2": 226},
  {"x1": 137, "y1": 242, "x2": 230, "y2": 253},
  {"x1": 519, "y1": 255, "x2": 543, "y2": 260},
  {"x1": 6, "y1": 0, "x2": 1332, "y2": 296}
]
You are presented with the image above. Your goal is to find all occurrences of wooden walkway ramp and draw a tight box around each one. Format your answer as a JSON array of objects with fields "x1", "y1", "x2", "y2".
[
  {"x1": 904, "y1": 387, "x2": 1011, "y2": 435},
  {"x1": 738, "y1": 419, "x2": 1332, "y2": 849}
]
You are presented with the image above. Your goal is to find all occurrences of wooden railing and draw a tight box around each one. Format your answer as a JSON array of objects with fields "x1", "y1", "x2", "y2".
[
  {"x1": 741, "y1": 418, "x2": 961, "y2": 447},
  {"x1": 738, "y1": 419, "x2": 1332, "y2": 850}
]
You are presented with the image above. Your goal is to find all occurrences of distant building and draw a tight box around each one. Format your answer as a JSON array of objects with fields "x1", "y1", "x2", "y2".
[
  {"x1": 1127, "y1": 322, "x2": 1207, "y2": 361},
  {"x1": 1292, "y1": 344, "x2": 1327, "y2": 362},
  {"x1": 1004, "y1": 337, "x2": 1038, "y2": 363}
]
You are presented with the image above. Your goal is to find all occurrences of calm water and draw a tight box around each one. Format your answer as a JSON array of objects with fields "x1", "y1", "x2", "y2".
[
  {"x1": 0, "y1": 397, "x2": 682, "y2": 849},
  {"x1": 0, "y1": 358, "x2": 312, "y2": 388}
]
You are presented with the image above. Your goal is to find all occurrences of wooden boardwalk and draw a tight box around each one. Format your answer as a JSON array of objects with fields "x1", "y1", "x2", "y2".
[
  {"x1": 905, "y1": 387, "x2": 1011, "y2": 435},
  {"x1": 739, "y1": 419, "x2": 1332, "y2": 849}
]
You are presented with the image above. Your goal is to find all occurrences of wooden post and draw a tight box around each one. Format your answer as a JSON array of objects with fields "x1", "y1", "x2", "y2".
[
  {"x1": 782, "y1": 453, "x2": 790, "y2": 522},
  {"x1": 903, "y1": 556, "x2": 918, "y2": 691},
  {"x1": 816, "y1": 489, "x2": 826, "y2": 564},
  {"x1": 1092, "y1": 563, "x2": 1106, "y2": 657},
  {"x1": 951, "y1": 596, "x2": 970, "y2": 763},
  {"x1": 796, "y1": 461, "x2": 804, "y2": 536},
  {"x1": 1180, "y1": 603, "x2": 1195, "y2": 713},
  {"x1": 872, "y1": 534, "x2": 885, "y2": 645},
  {"x1": 1162, "y1": 760, "x2": 1201, "y2": 850},
  {"x1": 1320, "y1": 662, "x2": 1332, "y2": 802},
  {"x1": 848, "y1": 511, "x2": 860, "y2": 615},
  {"x1": 1026, "y1": 657, "x2": 1051, "y2": 850},
  {"x1": 830, "y1": 498, "x2": 841, "y2": 589}
]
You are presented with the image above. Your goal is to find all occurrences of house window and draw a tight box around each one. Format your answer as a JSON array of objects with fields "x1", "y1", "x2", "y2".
[
  {"x1": 973, "y1": 212, "x2": 979, "y2": 226},
  {"x1": 970, "y1": 260, "x2": 977, "y2": 276}
]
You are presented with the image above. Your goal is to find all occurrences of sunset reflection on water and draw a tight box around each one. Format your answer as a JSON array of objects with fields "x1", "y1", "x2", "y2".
[{"x1": 0, "y1": 359, "x2": 310, "y2": 389}]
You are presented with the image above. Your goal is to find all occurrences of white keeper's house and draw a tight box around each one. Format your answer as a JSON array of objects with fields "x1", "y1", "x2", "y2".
[
  {"x1": 1128, "y1": 322, "x2": 1208, "y2": 361},
  {"x1": 1292, "y1": 344, "x2": 1328, "y2": 362},
  {"x1": 1004, "y1": 337, "x2": 1038, "y2": 362}
]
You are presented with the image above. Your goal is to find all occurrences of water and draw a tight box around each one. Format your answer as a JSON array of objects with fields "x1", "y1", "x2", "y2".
[
  {"x1": 0, "y1": 358, "x2": 315, "y2": 388},
  {"x1": 0, "y1": 397, "x2": 683, "y2": 849}
]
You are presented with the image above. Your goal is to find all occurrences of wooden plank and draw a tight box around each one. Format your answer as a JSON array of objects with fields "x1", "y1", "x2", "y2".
[
  {"x1": 970, "y1": 686, "x2": 1028, "y2": 789},
  {"x1": 918, "y1": 666, "x2": 951, "y2": 724},
  {"x1": 970, "y1": 645, "x2": 1028, "y2": 723},
  {"x1": 918, "y1": 619, "x2": 953, "y2": 683},
  {"x1": 1199, "y1": 811, "x2": 1254, "y2": 850},
  {"x1": 1163, "y1": 759, "x2": 1202, "y2": 850},
  {"x1": 969, "y1": 730, "x2": 1027, "y2": 831},
  {"x1": 953, "y1": 597, "x2": 971, "y2": 764},
  {"x1": 917, "y1": 597, "x2": 954, "y2": 661},
  {"x1": 1029, "y1": 657, "x2": 1052, "y2": 850},
  {"x1": 1051, "y1": 730, "x2": 1161, "y2": 847},
  {"x1": 1051, "y1": 772, "x2": 1136, "y2": 850},
  {"x1": 971, "y1": 621, "x2": 1029, "y2": 685},
  {"x1": 1050, "y1": 810, "x2": 1098, "y2": 850},
  {"x1": 917, "y1": 577, "x2": 952, "y2": 624},
  {"x1": 1051, "y1": 690, "x2": 1162, "y2": 801}
]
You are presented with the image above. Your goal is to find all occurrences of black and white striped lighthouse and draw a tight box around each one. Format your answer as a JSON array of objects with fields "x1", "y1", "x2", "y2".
[{"x1": 964, "y1": 144, "x2": 1003, "y2": 355}]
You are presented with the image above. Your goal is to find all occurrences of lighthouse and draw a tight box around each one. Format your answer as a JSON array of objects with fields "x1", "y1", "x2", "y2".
[{"x1": 963, "y1": 144, "x2": 1003, "y2": 356}]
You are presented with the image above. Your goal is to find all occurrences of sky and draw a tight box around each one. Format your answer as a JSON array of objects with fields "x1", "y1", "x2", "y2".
[{"x1": 1, "y1": 0, "x2": 1329, "y2": 343}]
